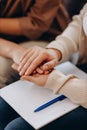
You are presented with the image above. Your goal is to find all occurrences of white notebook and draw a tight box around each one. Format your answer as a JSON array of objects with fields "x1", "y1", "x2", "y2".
[{"x1": 0, "y1": 61, "x2": 87, "y2": 130}]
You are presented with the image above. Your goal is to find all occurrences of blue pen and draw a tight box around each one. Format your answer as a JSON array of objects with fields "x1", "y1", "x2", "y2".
[{"x1": 34, "y1": 95, "x2": 66, "y2": 112}]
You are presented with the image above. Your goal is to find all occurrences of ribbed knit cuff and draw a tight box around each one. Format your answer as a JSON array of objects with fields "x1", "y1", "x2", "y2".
[{"x1": 44, "y1": 70, "x2": 77, "y2": 94}]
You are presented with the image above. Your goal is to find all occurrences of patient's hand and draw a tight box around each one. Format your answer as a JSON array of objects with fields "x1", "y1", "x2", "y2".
[
  {"x1": 17, "y1": 46, "x2": 61, "y2": 76},
  {"x1": 21, "y1": 72, "x2": 49, "y2": 86},
  {"x1": 20, "y1": 66, "x2": 53, "y2": 86}
]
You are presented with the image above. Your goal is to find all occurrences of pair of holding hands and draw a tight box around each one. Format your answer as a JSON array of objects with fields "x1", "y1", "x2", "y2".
[{"x1": 12, "y1": 46, "x2": 61, "y2": 86}]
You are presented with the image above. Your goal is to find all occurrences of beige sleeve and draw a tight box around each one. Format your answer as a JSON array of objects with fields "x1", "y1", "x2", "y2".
[
  {"x1": 45, "y1": 70, "x2": 87, "y2": 108},
  {"x1": 46, "y1": 4, "x2": 87, "y2": 62},
  {"x1": 18, "y1": 0, "x2": 60, "y2": 39}
]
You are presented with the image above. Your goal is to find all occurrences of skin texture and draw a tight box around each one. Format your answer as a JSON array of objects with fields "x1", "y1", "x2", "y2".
[
  {"x1": 0, "y1": 38, "x2": 61, "y2": 79},
  {"x1": 21, "y1": 73, "x2": 49, "y2": 86},
  {"x1": 0, "y1": 18, "x2": 22, "y2": 36},
  {"x1": 0, "y1": 38, "x2": 26, "y2": 65},
  {"x1": 17, "y1": 46, "x2": 61, "y2": 76}
]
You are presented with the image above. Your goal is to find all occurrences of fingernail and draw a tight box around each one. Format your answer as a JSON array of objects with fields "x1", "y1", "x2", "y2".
[
  {"x1": 43, "y1": 66, "x2": 48, "y2": 70},
  {"x1": 25, "y1": 72, "x2": 28, "y2": 76},
  {"x1": 39, "y1": 70, "x2": 43, "y2": 74},
  {"x1": 19, "y1": 71, "x2": 22, "y2": 76}
]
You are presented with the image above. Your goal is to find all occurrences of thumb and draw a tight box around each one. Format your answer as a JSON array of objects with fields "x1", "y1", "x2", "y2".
[
  {"x1": 41, "y1": 59, "x2": 58, "y2": 71},
  {"x1": 12, "y1": 63, "x2": 19, "y2": 71},
  {"x1": 21, "y1": 75, "x2": 36, "y2": 83}
]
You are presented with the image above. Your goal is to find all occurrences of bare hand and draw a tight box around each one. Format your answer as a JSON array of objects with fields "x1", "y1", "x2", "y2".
[
  {"x1": 21, "y1": 73, "x2": 49, "y2": 86},
  {"x1": 18, "y1": 46, "x2": 61, "y2": 76}
]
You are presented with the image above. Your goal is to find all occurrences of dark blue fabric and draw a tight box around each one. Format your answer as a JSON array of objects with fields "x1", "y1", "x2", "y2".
[
  {"x1": 4, "y1": 117, "x2": 33, "y2": 130},
  {"x1": 0, "y1": 64, "x2": 87, "y2": 130},
  {"x1": 77, "y1": 63, "x2": 87, "y2": 73},
  {"x1": 0, "y1": 97, "x2": 19, "y2": 130},
  {"x1": 4, "y1": 106, "x2": 87, "y2": 130}
]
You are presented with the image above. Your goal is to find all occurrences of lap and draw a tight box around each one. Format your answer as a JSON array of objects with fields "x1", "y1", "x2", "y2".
[
  {"x1": 5, "y1": 117, "x2": 33, "y2": 130},
  {"x1": 77, "y1": 63, "x2": 87, "y2": 73},
  {"x1": 41, "y1": 106, "x2": 87, "y2": 130},
  {"x1": 4, "y1": 106, "x2": 87, "y2": 130},
  {"x1": 0, "y1": 97, "x2": 19, "y2": 130}
]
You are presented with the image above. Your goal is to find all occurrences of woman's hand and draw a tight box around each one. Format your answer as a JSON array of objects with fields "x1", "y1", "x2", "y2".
[
  {"x1": 18, "y1": 46, "x2": 61, "y2": 76},
  {"x1": 21, "y1": 73, "x2": 49, "y2": 86}
]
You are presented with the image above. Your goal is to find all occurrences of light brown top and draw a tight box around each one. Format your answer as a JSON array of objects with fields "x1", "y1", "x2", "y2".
[{"x1": 0, "y1": 0, "x2": 70, "y2": 40}]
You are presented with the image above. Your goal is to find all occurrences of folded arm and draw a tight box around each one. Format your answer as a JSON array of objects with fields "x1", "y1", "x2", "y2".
[
  {"x1": 0, "y1": 0, "x2": 61, "y2": 39},
  {"x1": 0, "y1": 18, "x2": 22, "y2": 36}
]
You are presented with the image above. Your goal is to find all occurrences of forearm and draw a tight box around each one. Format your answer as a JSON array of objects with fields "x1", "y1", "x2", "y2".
[
  {"x1": 0, "y1": 38, "x2": 26, "y2": 64},
  {"x1": 0, "y1": 18, "x2": 22, "y2": 36}
]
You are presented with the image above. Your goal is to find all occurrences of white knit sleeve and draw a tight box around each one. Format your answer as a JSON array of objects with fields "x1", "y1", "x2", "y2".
[
  {"x1": 45, "y1": 70, "x2": 87, "y2": 108},
  {"x1": 46, "y1": 4, "x2": 87, "y2": 62}
]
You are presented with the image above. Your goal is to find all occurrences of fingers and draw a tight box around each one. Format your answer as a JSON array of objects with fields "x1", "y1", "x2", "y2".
[
  {"x1": 41, "y1": 59, "x2": 58, "y2": 71},
  {"x1": 21, "y1": 75, "x2": 36, "y2": 82},
  {"x1": 17, "y1": 46, "x2": 58, "y2": 76},
  {"x1": 12, "y1": 63, "x2": 19, "y2": 71},
  {"x1": 18, "y1": 49, "x2": 34, "y2": 72},
  {"x1": 23, "y1": 53, "x2": 48, "y2": 76},
  {"x1": 31, "y1": 59, "x2": 57, "y2": 75},
  {"x1": 19, "y1": 48, "x2": 32, "y2": 62},
  {"x1": 19, "y1": 51, "x2": 39, "y2": 75},
  {"x1": 18, "y1": 46, "x2": 47, "y2": 76},
  {"x1": 36, "y1": 67, "x2": 52, "y2": 74},
  {"x1": 21, "y1": 73, "x2": 48, "y2": 86},
  {"x1": 35, "y1": 67, "x2": 43, "y2": 74}
]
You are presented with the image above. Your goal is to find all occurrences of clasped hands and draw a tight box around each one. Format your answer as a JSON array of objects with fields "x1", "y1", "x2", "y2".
[{"x1": 12, "y1": 46, "x2": 61, "y2": 86}]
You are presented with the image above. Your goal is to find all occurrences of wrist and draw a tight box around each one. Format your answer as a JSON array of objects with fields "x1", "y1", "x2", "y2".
[
  {"x1": 47, "y1": 48, "x2": 62, "y2": 61},
  {"x1": 53, "y1": 48, "x2": 62, "y2": 61}
]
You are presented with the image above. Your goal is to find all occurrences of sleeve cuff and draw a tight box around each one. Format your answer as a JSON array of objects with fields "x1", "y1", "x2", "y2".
[{"x1": 44, "y1": 70, "x2": 78, "y2": 94}]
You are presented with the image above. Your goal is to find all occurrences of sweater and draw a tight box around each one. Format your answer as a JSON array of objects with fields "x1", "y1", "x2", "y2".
[
  {"x1": 47, "y1": 3, "x2": 87, "y2": 64},
  {"x1": 45, "y1": 3, "x2": 87, "y2": 108}
]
